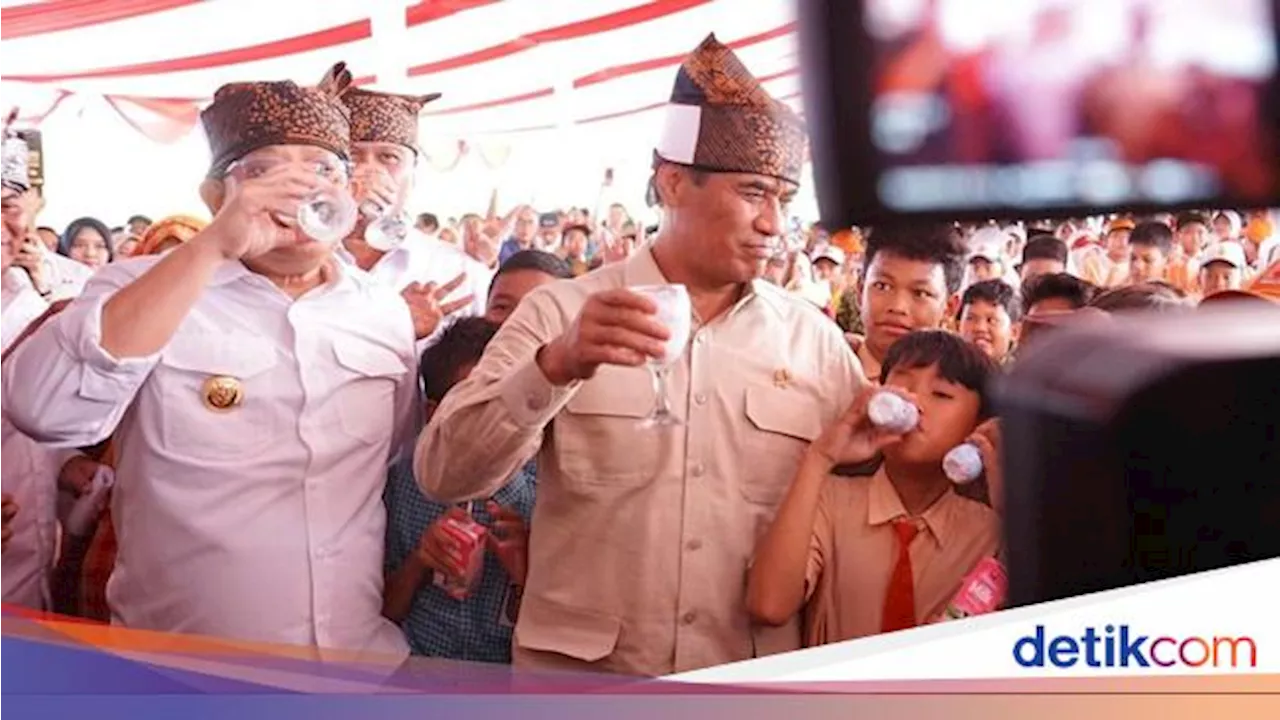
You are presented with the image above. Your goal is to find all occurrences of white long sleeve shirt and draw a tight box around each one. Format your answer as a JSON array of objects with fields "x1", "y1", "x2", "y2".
[
  {"x1": 40, "y1": 248, "x2": 95, "y2": 301},
  {"x1": 2, "y1": 268, "x2": 49, "y2": 353},
  {"x1": 336, "y1": 230, "x2": 493, "y2": 348},
  {"x1": 1, "y1": 415, "x2": 62, "y2": 610},
  {"x1": 2, "y1": 255, "x2": 416, "y2": 657}
]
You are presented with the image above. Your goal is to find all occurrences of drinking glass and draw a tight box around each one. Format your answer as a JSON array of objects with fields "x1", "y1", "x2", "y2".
[
  {"x1": 631, "y1": 284, "x2": 692, "y2": 428},
  {"x1": 226, "y1": 157, "x2": 357, "y2": 244},
  {"x1": 361, "y1": 201, "x2": 410, "y2": 251}
]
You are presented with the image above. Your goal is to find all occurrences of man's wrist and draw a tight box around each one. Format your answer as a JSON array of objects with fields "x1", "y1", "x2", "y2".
[{"x1": 535, "y1": 340, "x2": 574, "y2": 387}]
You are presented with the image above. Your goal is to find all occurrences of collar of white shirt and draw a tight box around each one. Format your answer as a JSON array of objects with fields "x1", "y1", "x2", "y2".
[{"x1": 207, "y1": 254, "x2": 354, "y2": 294}]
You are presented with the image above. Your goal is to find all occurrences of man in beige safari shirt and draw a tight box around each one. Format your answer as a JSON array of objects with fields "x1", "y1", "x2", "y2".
[{"x1": 414, "y1": 35, "x2": 867, "y2": 676}]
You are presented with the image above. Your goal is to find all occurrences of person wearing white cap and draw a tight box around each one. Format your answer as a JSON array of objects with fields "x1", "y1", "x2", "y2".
[
  {"x1": 798, "y1": 245, "x2": 845, "y2": 313},
  {"x1": 1198, "y1": 242, "x2": 1248, "y2": 298},
  {"x1": 964, "y1": 227, "x2": 1018, "y2": 290}
]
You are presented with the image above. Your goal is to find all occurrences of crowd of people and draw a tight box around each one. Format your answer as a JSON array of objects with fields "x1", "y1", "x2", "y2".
[{"x1": 2, "y1": 33, "x2": 1278, "y2": 678}]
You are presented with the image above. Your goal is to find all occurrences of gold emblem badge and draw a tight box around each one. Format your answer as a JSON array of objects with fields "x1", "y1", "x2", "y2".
[
  {"x1": 201, "y1": 375, "x2": 244, "y2": 412},
  {"x1": 773, "y1": 368, "x2": 792, "y2": 389}
]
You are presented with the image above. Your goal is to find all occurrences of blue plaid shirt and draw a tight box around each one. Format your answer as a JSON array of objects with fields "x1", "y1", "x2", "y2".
[{"x1": 383, "y1": 458, "x2": 537, "y2": 663}]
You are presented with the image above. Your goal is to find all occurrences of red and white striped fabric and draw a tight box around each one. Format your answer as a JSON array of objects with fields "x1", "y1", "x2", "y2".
[{"x1": 1, "y1": 0, "x2": 801, "y2": 141}]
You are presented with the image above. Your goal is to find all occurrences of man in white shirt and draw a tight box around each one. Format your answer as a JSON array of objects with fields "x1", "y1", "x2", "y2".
[
  {"x1": 3, "y1": 65, "x2": 414, "y2": 658},
  {"x1": 335, "y1": 88, "x2": 490, "y2": 346}
]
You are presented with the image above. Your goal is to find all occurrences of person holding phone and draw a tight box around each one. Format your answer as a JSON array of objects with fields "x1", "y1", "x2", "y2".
[
  {"x1": 0, "y1": 135, "x2": 91, "y2": 301},
  {"x1": 3, "y1": 64, "x2": 417, "y2": 658}
]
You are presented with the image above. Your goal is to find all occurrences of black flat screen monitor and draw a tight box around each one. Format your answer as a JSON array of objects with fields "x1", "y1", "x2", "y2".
[{"x1": 798, "y1": 0, "x2": 1280, "y2": 228}]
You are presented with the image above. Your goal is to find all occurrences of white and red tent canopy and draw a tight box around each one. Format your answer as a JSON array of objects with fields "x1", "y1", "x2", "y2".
[{"x1": 1, "y1": 0, "x2": 815, "y2": 226}]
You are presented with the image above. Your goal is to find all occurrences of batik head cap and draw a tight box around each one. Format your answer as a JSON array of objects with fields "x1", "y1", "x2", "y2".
[
  {"x1": 342, "y1": 88, "x2": 441, "y2": 155},
  {"x1": 200, "y1": 62, "x2": 355, "y2": 178},
  {"x1": 2, "y1": 109, "x2": 31, "y2": 193},
  {"x1": 653, "y1": 34, "x2": 806, "y2": 186}
]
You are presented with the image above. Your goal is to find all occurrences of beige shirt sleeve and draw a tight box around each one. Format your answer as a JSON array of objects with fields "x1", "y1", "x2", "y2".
[
  {"x1": 805, "y1": 477, "x2": 835, "y2": 601},
  {"x1": 413, "y1": 284, "x2": 581, "y2": 502}
]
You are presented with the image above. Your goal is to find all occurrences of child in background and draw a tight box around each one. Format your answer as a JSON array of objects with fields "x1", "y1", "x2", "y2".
[
  {"x1": 1017, "y1": 234, "x2": 1070, "y2": 283},
  {"x1": 1197, "y1": 243, "x2": 1248, "y2": 298},
  {"x1": 383, "y1": 317, "x2": 535, "y2": 662},
  {"x1": 1126, "y1": 221, "x2": 1176, "y2": 285},
  {"x1": 956, "y1": 279, "x2": 1020, "y2": 366},
  {"x1": 746, "y1": 331, "x2": 1001, "y2": 645},
  {"x1": 1020, "y1": 272, "x2": 1098, "y2": 318}
]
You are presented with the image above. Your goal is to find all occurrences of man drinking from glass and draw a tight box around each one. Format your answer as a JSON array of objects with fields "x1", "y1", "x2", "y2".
[
  {"x1": 2, "y1": 63, "x2": 416, "y2": 659},
  {"x1": 414, "y1": 35, "x2": 867, "y2": 676}
]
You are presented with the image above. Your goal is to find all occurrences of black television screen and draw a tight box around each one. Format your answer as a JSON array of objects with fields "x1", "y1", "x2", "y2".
[{"x1": 799, "y1": 0, "x2": 1280, "y2": 228}]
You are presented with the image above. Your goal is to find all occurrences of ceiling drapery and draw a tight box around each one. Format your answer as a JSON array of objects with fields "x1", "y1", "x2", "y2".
[{"x1": 1, "y1": 0, "x2": 803, "y2": 150}]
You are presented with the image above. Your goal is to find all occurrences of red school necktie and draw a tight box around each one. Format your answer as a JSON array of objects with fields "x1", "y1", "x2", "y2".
[{"x1": 881, "y1": 518, "x2": 920, "y2": 633}]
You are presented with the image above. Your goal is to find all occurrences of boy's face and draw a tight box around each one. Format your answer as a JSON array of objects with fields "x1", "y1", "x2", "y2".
[
  {"x1": 859, "y1": 251, "x2": 951, "y2": 359},
  {"x1": 1178, "y1": 222, "x2": 1209, "y2": 255},
  {"x1": 967, "y1": 257, "x2": 1001, "y2": 283},
  {"x1": 1213, "y1": 216, "x2": 1235, "y2": 241},
  {"x1": 813, "y1": 258, "x2": 838, "y2": 280},
  {"x1": 881, "y1": 362, "x2": 983, "y2": 466},
  {"x1": 486, "y1": 269, "x2": 560, "y2": 326},
  {"x1": 1200, "y1": 261, "x2": 1242, "y2": 296},
  {"x1": 959, "y1": 300, "x2": 1015, "y2": 362},
  {"x1": 1105, "y1": 229, "x2": 1130, "y2": 259},
  {"x1": 1128, "y1": 244, "x2": 1167, "y2": 283}
]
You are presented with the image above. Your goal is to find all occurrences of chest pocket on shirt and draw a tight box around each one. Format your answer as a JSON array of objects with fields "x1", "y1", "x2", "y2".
[
  {"x1": 157, "y1": 336, "x2": 280, "y2": 458},
  {"x1": 740, "y1": 385, "x2": 824, "y2": 506},
  {"x1": 331, "y1": 339, "x2": 406, "y2": 446},
  {"x1": 555, "y1": 366, "x2": 657, "y2": 488}
]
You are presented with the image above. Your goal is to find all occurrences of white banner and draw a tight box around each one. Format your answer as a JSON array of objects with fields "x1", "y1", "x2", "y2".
[{"x1": 673, "y1": 559, "x2": 1279, "y2": 682}]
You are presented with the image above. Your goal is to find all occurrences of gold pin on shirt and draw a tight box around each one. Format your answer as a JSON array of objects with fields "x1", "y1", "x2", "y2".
[
  {"x1": 773, "y1": 368, "x2": 792, "y2": 389},
  {"x1": 201, "y1": 375, "x2": 244, "y2": 412}
]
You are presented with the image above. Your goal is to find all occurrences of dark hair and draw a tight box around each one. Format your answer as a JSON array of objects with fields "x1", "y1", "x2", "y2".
[
  {"x1": 862, "y1": 223, "x2": 967, "y2": 294},
  {"x1": 561, "y1": 224, "x2": 591, "y2": 239},
  {"x1": 1020, "y1": 272, "x2": 1098, "y2": 315},
  {"x1": 1129, "y1": 221, "x2": 1174, "y2": 253},
  {"x1": 958, "y1": 279, "x2": 1021, "y2": 322},
  {"x1": 1021, "y1": 234, "x2": 1069, "y2": 265},
  {"x1": 127, "y1": 215, "x2": 152, "y2": 227},
  {"x1": 59, "y1": 217, "x2": 115, "y2": 261},
  {"x1": 1174, "y1": 211, "x2": 1210, "y2": 231},
  {"x1": 647, "y1": 163, "x2": 710, "y2": 207},
  {"x1": 488, "y1": 249, "x2": 572, "y2": 298},
  {"x1": 419, "y1": 317, "x2": 500, "y2": 403},
  {"x1": 1089, "y1": 282, "x2": 1189, "y2": 314},
  {"x1": 416, "y1": 212, "x2": 439, "y2": 232},
  {"x1": 35, "y1": 225, "x2": 57, "y2": 236},
  {"x1": 879, "y1": 330, "x2": 999, "y2": 419}
]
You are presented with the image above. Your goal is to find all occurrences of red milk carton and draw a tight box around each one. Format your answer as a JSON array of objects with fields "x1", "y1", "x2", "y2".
[
  {"x1": 938, "y1": 556, "x2": 1007, "y2": 621},
  {"x1": 432, "y1": 512, "x2": 488, "y2": 600}
]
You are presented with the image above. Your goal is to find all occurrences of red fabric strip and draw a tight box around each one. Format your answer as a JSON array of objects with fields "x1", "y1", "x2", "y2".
[
  {"x1": 3, "y1": 0, "x2": 492, "y2": 82},
  {"x1": 575, "y1": 22, "x2": 795, "y2": 88},
  {"x1": 405, "y1": 0, "x2": 498, "y2": 27},
  {"x1": 1, "y1": 0, "x2": 199, "y2": 40},
  {"x1": 407, "y1": 0, "x2": 711, "y2": 77},
  {"x1": 6, "y1": 21, "x2": 371, "y2": 83},
  {"x1": 427, "y1": 88, "x2": 555, "y2": 117}
]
